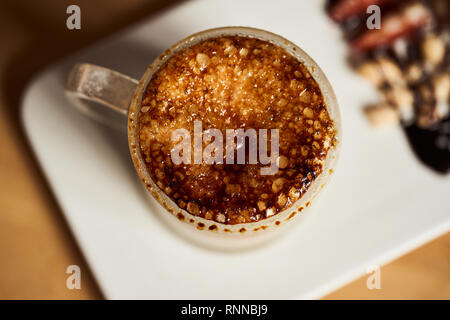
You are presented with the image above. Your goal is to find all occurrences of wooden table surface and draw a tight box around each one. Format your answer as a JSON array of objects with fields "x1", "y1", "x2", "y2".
[{"x1": 0, "y1": 0, "x2": 448, "y2": 300}]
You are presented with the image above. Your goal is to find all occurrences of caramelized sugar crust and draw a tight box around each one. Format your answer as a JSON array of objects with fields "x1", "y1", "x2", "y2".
[{"x1": 138, "y1": 36, "x2": 336, "y2": 224}]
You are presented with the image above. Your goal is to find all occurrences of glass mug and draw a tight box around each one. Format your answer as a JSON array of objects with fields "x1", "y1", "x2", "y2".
[{"x1": 65, "y1": 27, "x2": 342, "y2": 250}]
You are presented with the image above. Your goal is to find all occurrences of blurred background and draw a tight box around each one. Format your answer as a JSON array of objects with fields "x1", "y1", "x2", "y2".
[{"x1": 0, "y1": 0, "x2": 448, "y2": 299}]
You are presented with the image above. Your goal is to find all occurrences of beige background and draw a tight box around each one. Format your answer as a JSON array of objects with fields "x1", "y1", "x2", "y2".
[{"x1": 0, "y1": 0, "x2": 448, "y2": 299}]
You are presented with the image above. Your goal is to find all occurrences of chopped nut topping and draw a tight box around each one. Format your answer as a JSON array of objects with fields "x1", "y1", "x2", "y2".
[
  {"x1": 422, "y1": 34, "x2": 445, "y2": 66},
  {"x1": 358, "y1": 62, "x2": 383, "y2": 86},
  {"x1": 406, "y1": 64, "x2": 422, "y2": 83},
  {"x1": 433, "y1": 74, "x2": 450, "y2": 103},
  {"x1": 384, "y1": 86, "x2": 414, "y2": 110},
  {"x1": 364, "y1": 104, "x2": 399, "y2": 128},
  {"x1": 378, "y1": 58, "x2": 404, "y2": 86}
]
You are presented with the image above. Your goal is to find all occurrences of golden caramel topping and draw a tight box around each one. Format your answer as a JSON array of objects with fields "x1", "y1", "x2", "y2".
[{"x1": 138, "y1": 36, "x2": 335, "y2": 224}]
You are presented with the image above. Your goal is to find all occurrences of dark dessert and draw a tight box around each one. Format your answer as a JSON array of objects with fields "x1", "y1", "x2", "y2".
[{"x1": 327, "y1": 0, "x2": 450, "y2": 173}]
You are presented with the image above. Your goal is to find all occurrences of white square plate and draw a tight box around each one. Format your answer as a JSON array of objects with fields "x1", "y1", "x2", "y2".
[{"x1": 21, "y1": 0, "x2": 449, "y2": 299}]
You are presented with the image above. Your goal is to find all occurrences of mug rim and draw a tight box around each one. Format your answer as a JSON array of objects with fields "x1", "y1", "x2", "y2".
[{"x1": 127, "y1": 26, "x2": 342, "y2": 236}]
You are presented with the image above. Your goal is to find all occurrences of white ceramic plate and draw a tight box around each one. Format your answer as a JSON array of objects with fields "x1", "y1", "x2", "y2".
[{"x1": 21, "y1": 0, "x2": 450, "y2": 299}]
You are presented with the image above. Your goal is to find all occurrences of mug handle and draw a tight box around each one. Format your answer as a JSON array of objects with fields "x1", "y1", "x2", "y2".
[{"x1": 64, "y1": 63, "x2": 138, "y2": 121}]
